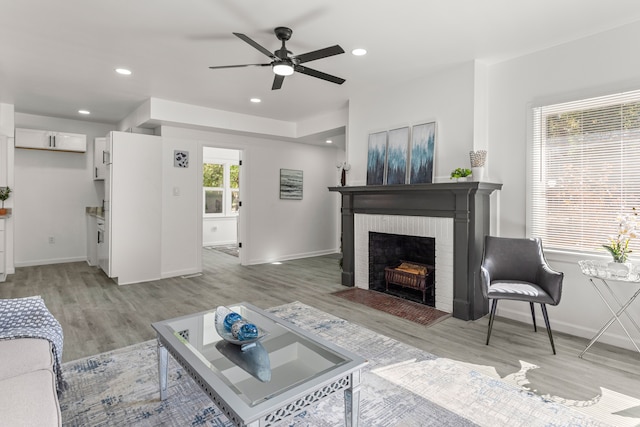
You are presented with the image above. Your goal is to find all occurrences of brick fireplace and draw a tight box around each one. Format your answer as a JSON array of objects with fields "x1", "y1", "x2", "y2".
[
  {"x1": 330, "y1": 182, "x2": 502, "y2": 321},
  {"x1": 360, "y1": 216, "x2": 451, "y2": 312},
  {"x1": 368, "y1": 231, "x2": 436, "y2": 306}
]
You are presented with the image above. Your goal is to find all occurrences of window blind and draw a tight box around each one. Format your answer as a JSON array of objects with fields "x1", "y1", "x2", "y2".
[{"x1": 530, "y1": 89, "x2": 640, "y2": 256}]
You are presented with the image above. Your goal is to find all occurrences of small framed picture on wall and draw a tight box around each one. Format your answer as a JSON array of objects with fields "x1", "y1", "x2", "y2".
[{"x1": 280, "y1": 168, "x2": 303, "y2": 200}]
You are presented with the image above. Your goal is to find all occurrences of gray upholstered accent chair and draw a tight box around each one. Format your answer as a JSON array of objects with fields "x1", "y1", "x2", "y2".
[{"x1": 480, "y1": 236, "x2": 563, "y2": 354}]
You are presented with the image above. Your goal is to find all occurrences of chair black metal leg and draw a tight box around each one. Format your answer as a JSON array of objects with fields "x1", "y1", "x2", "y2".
[
  {"x1": 530, "y1": 302, "x2": 537, "y2": 332},
  {"x1": 540, "y1": 304, "x2": 556, "y2": 355},
  {"x1": 486, "y1": 299, "x2": 498, "y2": 345}
]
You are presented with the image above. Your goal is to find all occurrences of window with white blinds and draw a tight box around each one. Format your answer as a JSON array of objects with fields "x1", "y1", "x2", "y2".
[{"x1": 529, "y1": 89, "x2": 640, "y2": 256}]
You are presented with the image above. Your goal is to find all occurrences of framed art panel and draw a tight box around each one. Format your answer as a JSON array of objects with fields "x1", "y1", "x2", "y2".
[
  {"x1": 280, "y1": 168, "x2": 303, "y2": 200},
  {"x1": 386, "y1": 127, "x2": 409, "y2": 185},
  {"x1": 366, "y1": 131, "x2": 387, "y2": 185},
  {"x1": 409, "y1": 122, "x2": 436, "y2": 184}
]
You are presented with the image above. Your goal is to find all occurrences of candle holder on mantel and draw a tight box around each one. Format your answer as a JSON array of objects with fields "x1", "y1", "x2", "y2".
[
  {"x1": 469, "y1": 150, "x2": 487, "y2": 181},
  {"x1": 336, "y1": 162, "x2": 351, "y2": 186}
]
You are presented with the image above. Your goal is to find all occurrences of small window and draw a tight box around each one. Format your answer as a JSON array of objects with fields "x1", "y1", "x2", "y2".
[
  {"x1": 204, "y1": 190, "x2": 223, "y2": 214},
  {"x1": 203, "y1": 161, "x2": 240, "y2": 216}
]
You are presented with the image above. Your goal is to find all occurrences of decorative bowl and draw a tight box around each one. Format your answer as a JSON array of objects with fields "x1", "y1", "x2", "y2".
[{"x1": 214, "y1": 306, "x2": 267, "y2": 348}]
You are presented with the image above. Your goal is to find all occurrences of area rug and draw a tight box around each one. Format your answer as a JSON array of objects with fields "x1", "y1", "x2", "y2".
[
  {"x1": 333, "y1": 287, "x2": 450, "y2": 326},
  {"x1": 59, "y1": 302, "x2": 628, "y2": 427}
]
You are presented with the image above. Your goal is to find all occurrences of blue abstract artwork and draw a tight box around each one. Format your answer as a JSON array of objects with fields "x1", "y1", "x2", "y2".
[
  {"x1": 410, "y1": 122, "x2": 436, "y2": 184},
  {"x1": 367, "y1": 132, "x2": 387, "y2": 185},
  {"x1": 386, "y1": 127, "x2": 409, "y2": 185}
]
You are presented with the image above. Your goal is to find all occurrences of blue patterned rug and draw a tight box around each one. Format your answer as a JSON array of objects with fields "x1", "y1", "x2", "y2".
[{"x1": 59, "y1": 302, "x2": 621, "y2": 426}]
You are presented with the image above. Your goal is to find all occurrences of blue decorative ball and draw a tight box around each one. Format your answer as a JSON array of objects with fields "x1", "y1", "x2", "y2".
[
  {"x1": 237, "y1": 323, "x2": 259, "y2": 341},
  {"x1": 223, "y1": 312, "x2": 242, "y2": 331}
]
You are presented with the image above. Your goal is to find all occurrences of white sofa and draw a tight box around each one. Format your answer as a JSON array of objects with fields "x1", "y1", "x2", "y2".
[{"x1": 0, "y1": 338, "x2": 62, "y2": 426}]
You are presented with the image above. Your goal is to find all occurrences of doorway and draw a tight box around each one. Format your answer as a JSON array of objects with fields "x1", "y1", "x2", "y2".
[{"x1": 201, "y1": 146, "x2": 242, "y2": 264}]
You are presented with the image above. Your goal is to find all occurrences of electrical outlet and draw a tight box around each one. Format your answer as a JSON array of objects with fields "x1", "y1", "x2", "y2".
[{"x1": 48, "y1": 236, "x2": 55, "y2": 244}]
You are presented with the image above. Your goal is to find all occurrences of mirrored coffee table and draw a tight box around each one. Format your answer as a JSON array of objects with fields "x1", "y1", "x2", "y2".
[{"x1": 151, "y1": 302, "x2": 367, "y2": 427}]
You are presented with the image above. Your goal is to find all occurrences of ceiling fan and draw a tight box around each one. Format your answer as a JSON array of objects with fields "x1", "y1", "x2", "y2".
[{"x1": 209, "y1": 27, "x2": 346, "y2": 90}]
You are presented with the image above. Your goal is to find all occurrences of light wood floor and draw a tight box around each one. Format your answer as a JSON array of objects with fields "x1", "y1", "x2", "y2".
[{"x1": 1, "y1": 249, "x2": 639, "y2": 403}]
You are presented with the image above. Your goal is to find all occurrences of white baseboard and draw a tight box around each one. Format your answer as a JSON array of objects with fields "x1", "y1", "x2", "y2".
[
  {"x1": 497, "y1": 306, "x2": 637, "y2": 352},
  {"x1": 15, "y1": 256, "x2": 87, "y2": 267}
]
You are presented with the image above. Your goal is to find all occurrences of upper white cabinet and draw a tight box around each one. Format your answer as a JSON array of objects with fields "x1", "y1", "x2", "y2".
[
  {"x1": 93, "y1": 137, "x2": 107, "y2": 180},
  {"x1": 15, "y1": 128, "x2": 87, "y2": 153}
]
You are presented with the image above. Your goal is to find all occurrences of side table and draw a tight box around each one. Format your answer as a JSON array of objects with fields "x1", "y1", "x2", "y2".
[{"x1": 578, "y1": 260, "x2": 640, "y2": 358}]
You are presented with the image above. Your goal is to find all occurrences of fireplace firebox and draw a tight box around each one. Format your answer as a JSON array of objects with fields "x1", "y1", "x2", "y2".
[{"x1": 369, "y1": 232, "x2": 435, "y2": 305}]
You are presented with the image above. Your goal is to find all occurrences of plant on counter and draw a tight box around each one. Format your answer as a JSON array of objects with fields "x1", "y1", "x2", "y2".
[
  {"x1": 450, "y1": 168, "x2": 472, "y2": 179},
  {"x1": 0, "y1": 186, "x2": 11, "y2": 205},
  {"x1": 0, "y1": 186, "x2": 11, "y2": 215}
]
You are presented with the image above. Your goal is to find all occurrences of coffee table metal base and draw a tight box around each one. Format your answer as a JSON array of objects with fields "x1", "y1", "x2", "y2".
[{"x1": 157, "y1": 338, "x2": 362, "y2": 427}]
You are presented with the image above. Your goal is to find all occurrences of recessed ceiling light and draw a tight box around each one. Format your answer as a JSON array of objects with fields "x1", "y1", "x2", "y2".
[
  {"x1": 326, "y1": 139, "x2": 333, "y2": 144},
  {"x1": 271, "y1": 261, "x2": 282, "y2": 265},
  {"x1": 78, "y1": 109, "x2": 90, "y2": 115},
  {"x1": 115, "y1": 68, "x2": 132, "y2": 75},
  {"x1": 250, "y1": 98, "x2": 261, "y2": 103},
  {"x1": 352, "y1": 48, "x2": 367, "y2": 56}
]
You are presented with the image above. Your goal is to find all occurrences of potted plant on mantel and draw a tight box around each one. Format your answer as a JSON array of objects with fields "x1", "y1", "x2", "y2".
[
  {"x1": 0, "y1": 186, "x2": 11, "y2": 216},
  {"x1": 450, "y1": 168, "x2": 472, "y2": 182}
]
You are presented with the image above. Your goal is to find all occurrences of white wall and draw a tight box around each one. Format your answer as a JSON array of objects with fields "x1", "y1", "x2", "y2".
[
  {"x1": 488, "y1": 21, "x2": 640, "y2": 350},
  {"x1": 160, "y1": 126, "x2": 342, "y2": 265},
  {"x1": 160, "y1": 136, "x2": 201, "y2": 278},
  {"x1": 13, "y1": 114, "x2": 115, "y2": 266},
  {"x1": 347, "y1": 61, "x2": 476, "y2": 185},
  {"x1": 345, "y1": 25, "x2": 640, "y2": 351},
  {"x1": 0, "y1": 104, "x2": 15, "y2": 275},
  {"x1": 202, "y1": 147, "x2": 240, "y2": 247}
]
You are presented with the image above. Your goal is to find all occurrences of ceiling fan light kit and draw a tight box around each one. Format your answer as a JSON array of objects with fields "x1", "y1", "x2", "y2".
[
  {"x1": 209, "y1": 26, "x2": 345, "y2": 90},
  {"x1": 272, "y1": 63, "x2": 294, "y2": 76}
]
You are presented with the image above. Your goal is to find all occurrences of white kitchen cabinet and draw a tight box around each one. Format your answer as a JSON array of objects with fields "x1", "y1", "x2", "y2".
[
  {"x1": 0, "y1": 219, "x2": 5, "y2": 282},
  {"x1": 100, "y1": 131, "x2": 162, "y2": 285},
  {"x1": 93, "y1": 137, "x2": 107, "y2": 180},
  {"x1": 15, "y1": 128, "x2": 87, "y2": 152}
]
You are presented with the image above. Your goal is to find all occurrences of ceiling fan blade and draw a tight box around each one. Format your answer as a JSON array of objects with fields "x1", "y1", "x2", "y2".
[
  {"x1": 209, "y1": 63, "x2": 271, "y2": 70},
  {"x1": 294, "y1": 45, "x2": 345, "y2": 64},
  {"x1": 233, "y1": 32, "x2": 277, "y2": 59},
  {"x1": 295, "y1": 65, "x2": 345, "y2": 85},
  {"x1": 272, "y1": 74, "x2": 285, "y2": 90}
]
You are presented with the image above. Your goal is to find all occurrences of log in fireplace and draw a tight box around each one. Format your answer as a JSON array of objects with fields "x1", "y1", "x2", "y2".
[
  {"x1": 330, "y1": 182, "x2": 502, "y2": 321},
  {"x1": 384, "y1": 260, "x2": 435, "y2": 305}
]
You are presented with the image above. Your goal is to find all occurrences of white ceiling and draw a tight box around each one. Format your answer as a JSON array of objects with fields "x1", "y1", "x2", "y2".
[{"x1": 3, "y1": 0, "x2": 640, "y2": 131}]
